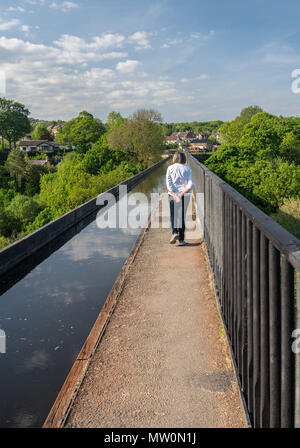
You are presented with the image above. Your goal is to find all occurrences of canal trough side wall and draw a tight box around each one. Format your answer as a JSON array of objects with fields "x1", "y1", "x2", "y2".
[{"x1": 0, "y1": 157, "x2": 170, "y2": 276}]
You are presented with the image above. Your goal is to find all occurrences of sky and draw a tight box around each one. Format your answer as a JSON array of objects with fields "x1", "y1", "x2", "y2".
[{"x1": 1, "y1": 0, "x2": 300, "y2": 122}]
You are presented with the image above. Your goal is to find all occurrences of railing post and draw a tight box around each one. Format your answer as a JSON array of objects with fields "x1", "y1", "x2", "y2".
[
  {"x1": 260, "y1": 234, "x2": 270, "y2": 427},
  {"x1": 247, "y1": 218, "x2": 253, "y2": 419},
  {"x1": 281, "y1": 257, "x2": 295, "y2": 428},
  {"x1": 253, "y1": 225, "x2": 261, "y2": 427},
  {"x1": 241, "y1": 214, "x2": 248, "y2": 396},
  {"x1": 269, "y1": 243, "x2": 281, "y2": 428}
]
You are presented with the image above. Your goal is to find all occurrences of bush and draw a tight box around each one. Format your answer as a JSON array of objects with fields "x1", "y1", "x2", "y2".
[
  {"x1": 5, "y1": 194, "x2": 41, "y2": 227},
  {"x1": 270, "y1": 199, "x2": 300, "y2": 240},
  {"x1": 0, "y1": 236, "x2": 11, "y2": 251}
]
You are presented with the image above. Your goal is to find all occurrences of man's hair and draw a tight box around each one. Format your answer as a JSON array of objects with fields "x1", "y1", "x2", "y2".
[{"x1": 172, "y1": 151, "x2": 186, "y2": 164}]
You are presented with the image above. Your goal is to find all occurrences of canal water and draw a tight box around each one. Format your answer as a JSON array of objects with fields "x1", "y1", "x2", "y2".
[{"x1": 0, "y1": 163, "x2": 168, "y2": 428}]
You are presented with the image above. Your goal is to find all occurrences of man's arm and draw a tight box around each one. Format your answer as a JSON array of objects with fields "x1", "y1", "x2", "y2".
[
  {"x1": 166, "y1": 167, "x2": 179, "y2": 195},
  {"x1": 179, "y1": 167, "x2": 193, "y2": 197}
]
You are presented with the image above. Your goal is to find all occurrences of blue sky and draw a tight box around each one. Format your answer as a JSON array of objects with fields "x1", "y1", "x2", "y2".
[{"x1": 0, "y1": 0, "x2": 300, "y2": 122}]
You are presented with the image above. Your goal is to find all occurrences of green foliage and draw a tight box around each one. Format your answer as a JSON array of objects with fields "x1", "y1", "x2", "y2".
[
  {"x1": 80, "y1": 141, "x2": 126, "y2": 175},
  {"x1": 163, "y1": 120, "x2": 223, "y2": 136},
  {"x1": 6, "y1": 194, "x2": 41, "y2": 226},
  {"x1": 270, "y1": 199, "x2": 300, "y2": 240},
  {"x1": 0, "y1": 165, "x2": 10, "y2": 188},
  {"x1": 0, "y1": 97, "x2": 31, "y2": 150},
  {"x1": 56, "y1": 111, "x2": 106, "y2": 153},
  {"x1": 0, "y1": 105, "x2": 160, "y2": 250},
  {"x1": 0, "y1": 207, "x2": 20, "y2": 238},
  {"x1": 219, "y1": 105, "x2": 263, "y2": 146},
  {"x1": 106, "y1": 111, "x2": 124, "y2": 131},
  {"x1": 280, "y1": 132, "x2": 300, "y2": 164},
  {"x1": 25, "y1": 164, "x2": 49, "y2": 196},
  {"x1": 206, "y1": 108, "x2": 300, "y2": 216},
  {"x1": 5, "y1": 149, "x2": 30, "y2": 192},
  {"x1": 0, "y1": 236, "x2": 11, "y2": 251},
  {"x1": 32, "y1": 124, "x2": 53, "y2": 141},
  {"x1": 25, "y1": 207, "x2": 56, "y2": 234},
  {"x1": 38, "y1": 150, "x2": 139, "y2": 215},
  {"x1": 107, "y1": 108, "x2": 164, "y2": 164},
  {"x1": 0, "y1": 188, "x2": 16, "y2": 208}
]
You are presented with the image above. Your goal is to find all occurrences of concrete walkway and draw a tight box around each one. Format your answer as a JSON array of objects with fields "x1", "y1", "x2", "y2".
[{"x1": 65, "y1": 196, "x2": 247, "y2": 428}]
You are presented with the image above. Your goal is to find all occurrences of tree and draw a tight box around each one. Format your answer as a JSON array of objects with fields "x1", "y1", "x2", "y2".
[
  {"x1": 219, "y1": 105, "x2": 263, "y2": 145},
  {"x1": 239, "y1": 105, "x2": 263, "y2": 122},
  {"x1": 6, "y1": 194, "x2": 41, "y2": 227},
  {"x1": 106, "y1": 111, "x2": 124, "y2": 131},
  {"x1": 280, "y1": 132, "x2": 300, "y2": 164},
  {"x1": 132, "y1": 108, "x2": 162, "y2": 123},
  {"x1": 5, "y1": 149, "x2": 30, "y2": 191},
  {"x1": 0, "y1": 98, "x2": 31, "y2": 150},
  {"x1": 81, "y1": 140, "x2": 126, "y2": 175},
  {"x1": 239, "y1": 112, "x2": 283, "y2": 159},
  {"x1": 107, "y1": 108, "x2": 164, "y2": 164},
  {"x1": 56, "y1": 111, "x2": 106, "y2": 153},
  {"x1": 32, "y1": 124, "x2": 53, "y2": 141}
]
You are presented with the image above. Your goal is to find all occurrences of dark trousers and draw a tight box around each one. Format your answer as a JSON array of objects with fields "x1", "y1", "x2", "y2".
[{"x1": 169, "y1": 195, "x2": 186, "y2": 242}]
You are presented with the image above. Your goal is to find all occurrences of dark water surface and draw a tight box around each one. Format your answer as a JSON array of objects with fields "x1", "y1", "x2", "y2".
[{"x1": 0, "y1": 164, "x2": 167, "y2": 428}]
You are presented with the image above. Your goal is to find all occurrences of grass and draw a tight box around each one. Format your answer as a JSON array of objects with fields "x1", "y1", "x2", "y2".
[{"x1": 270, "y1": 198, "x2": 300, "y2": 240}]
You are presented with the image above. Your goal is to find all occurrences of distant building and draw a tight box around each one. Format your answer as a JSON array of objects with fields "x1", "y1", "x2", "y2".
[
  {"x1": 165, "y1": 130, "x2": 196, "y2": 145},
  {"x1": 47, "y1": 124, "x2": 63, "y2": 137},
  {"x1": 19, "y1": 140, "x2": 74, "y2": 152},
  {"x1": 197, "y1": 132, "x2": 210, "y2": 140},
  {"x1": 178, "y1": 130, "x2": 195, "y2": 141},
  {"x1": 165, "y1": 134, "x2": 178, "y2": 144},
  {"x1": 189, "y1": 139, "x2": 213, "y2": 151},
  {"x1": 24, "y1": 131, "x2": 34, "y2": 141}
]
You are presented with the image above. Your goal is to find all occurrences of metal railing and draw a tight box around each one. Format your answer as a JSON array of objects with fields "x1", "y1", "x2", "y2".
[{"x1": 187, "y1": 153, "x2": 300, "y2": 428}]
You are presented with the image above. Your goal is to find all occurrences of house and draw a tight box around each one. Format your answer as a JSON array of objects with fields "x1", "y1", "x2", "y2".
[
  {"x1": 47, "y1": 124, "x2": 63, "y2": 137},
  {"x1": 19, "y1": 140, "x2": 74, "y2": 152},
  {"x1": 197, "y1": 132, "x2": 210, "y2": 140},
  {"x1": 189, "y1": 139, "x2": 213, "y2": 151},
  {"x1": 178, "y1": 130, "x2": 195, "y2": 142},
  {"x1": 24, "y1": 131, "x2": 34, "y2": 141},
  {"x1": 165, "y1": 130, "x2": 196, "y2": 145},
  {"x1": 165, "y1": 134, "x2": 178, "y2": 144}
]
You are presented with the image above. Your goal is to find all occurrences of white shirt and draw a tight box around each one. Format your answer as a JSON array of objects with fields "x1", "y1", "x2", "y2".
[{"x1": 166, "y1": 163, "x2": 193, "y2": 195}]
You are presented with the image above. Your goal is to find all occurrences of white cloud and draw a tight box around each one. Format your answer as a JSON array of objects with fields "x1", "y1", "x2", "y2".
[
  {"x1": 0, "y1": 19, "x2": 21, "y2": 31},
  {"x1": 116, "y1": 60, "x2": 141, "y2": 73},
  {"x1": 7, "y1": 6, "x2": 25, "y2": 12},
  {"x1": 0, "y1": 31, "x2": 193, "y2": 118},
  {"x1": 161, "y1": 38, "x2": 183, "y2": 49},
  {"x1": 128, "y1": 31, "x2": 151, "y2": 50},
  {"x1": 53, "y1": 33, "x2": 125, "y2": 53},
  {"x1": 197, "y1": 73, "x2": 209, "y2": 80},
  {"x1": 49, "y1": 1, "x2": 79, "y2": 12},
  {"x1": 190, "y1": 30, "x2": 215, "y2": 41}
]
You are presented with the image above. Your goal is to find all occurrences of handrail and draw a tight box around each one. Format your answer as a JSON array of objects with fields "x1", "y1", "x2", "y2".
[{"x1": 187, "y1": 152, "x2": 300, "y2": 428}]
